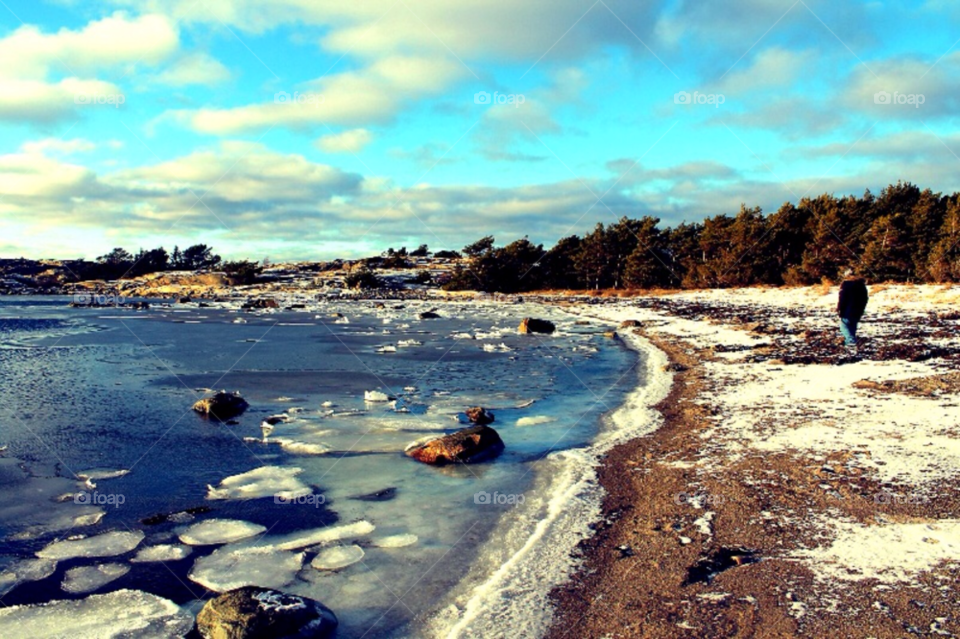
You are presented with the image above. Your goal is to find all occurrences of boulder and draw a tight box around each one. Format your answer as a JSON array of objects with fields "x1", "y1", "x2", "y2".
[
  {"x1": 663, "y1": 362, "x2": 688, "y2": 373},
  {"x1": 518, "y1": 318, "x2": 556, "y2": 334},
  {"x1": 131, "y1": 301, "x2": 150, "y2": 310},
  {"x1": 465, "y1": 407, "x2": 495, "y2": 425},
  {"x1": 242, "y1": 298, "x2": 279, "y2": 310},
  {"x1": 619, "y1": 319, "x2": 641, "y2": 328},
  {"x1": 196, "y1": 587, "x2": 337, "y2": 639},
  {"x1": 603, "y1": 331, "x2": 620, "y2": 340},
  {"x1": 193, "y1": 392, "x2": 250, "y2": 420},
  {"x1": 178, "y1": 296, "x2": 192, "y2": 304},
  {"x1": 405, "y1": 425, "x2": 504, "y2": 465},
  {"x1": 419, "y1": 311, "x2": 441, "y2": 319}
]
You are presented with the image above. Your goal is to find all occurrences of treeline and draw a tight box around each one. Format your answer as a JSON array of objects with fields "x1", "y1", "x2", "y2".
[
  {"x1": 73, "y1": 244, "x2": 226, "y2": 281},
  {"x1": 443, "y1": 182, "x2": 960, "y2": 292}
]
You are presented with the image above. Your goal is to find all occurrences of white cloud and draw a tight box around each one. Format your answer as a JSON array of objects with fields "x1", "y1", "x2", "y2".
[
  {"x1": 0, "y1": 13, "x2": 179, "y2": 79},
  {"x1": 712, "y1": 48, "x2": 816, "y2": 95},
  {"x1": 316, "y1": 129, "x2": 373, "y2": 153},
  {"x1": 155, "y1": 52, "x2": 231, "y2": 86},
  {"x1": 0, "y1": 78, "x2": 125, "y2": 123},
  {"x1": 842, "y1": 53, "x2": 960, "y2": 119},
  {"x1": 177, "y1": 56, "x2": 466, "y2": 134},
  {"x1": 20, "y1": 138, "x2": 97, "y2": 155}
]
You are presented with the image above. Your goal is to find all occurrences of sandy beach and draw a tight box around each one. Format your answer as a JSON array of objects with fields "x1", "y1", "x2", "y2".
[{"x1": 546, "y1": 284, "x2": 960, "y2": 638}]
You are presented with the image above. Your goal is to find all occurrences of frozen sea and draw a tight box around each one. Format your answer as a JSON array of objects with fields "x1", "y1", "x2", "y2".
[{"x1": 0, "y1": 295, "x2": 639, "y2": 637}]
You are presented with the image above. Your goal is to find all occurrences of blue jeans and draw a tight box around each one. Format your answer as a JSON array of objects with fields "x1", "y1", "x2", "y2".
[{"x1": 840, "y1": 317, "x2": 859, "y2": 345}]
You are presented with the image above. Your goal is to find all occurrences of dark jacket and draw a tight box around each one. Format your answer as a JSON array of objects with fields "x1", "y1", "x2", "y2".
[{"x1": 837, "y1": 278, "x2": 868, "y2": 321}]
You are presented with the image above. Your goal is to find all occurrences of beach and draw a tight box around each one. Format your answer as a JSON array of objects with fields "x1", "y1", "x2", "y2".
[{"x1": 548, "y1": 284, "x2": 960, "y2": 638}]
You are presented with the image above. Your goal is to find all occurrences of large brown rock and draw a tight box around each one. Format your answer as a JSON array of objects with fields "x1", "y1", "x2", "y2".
[
  {"x1": 193, "y1": 391, "x2": 250, "y2": 421},
  {"x1": 518, "y1": 318, "x2": 556, "y2": 334},
  {"x1": 619, "y1": 319, "x2": 641, "y2": 328},
  {"x1": 196, "y1": 587, "x2": 337, "y2": 639},
  {"x1": 406, "y1": 425, "x2": 505, "y2": 465}
]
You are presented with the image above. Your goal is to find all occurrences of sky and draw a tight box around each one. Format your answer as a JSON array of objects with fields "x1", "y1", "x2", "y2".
[{"x1": 0, "y1": 0, "x2": 958, "y2": 261}]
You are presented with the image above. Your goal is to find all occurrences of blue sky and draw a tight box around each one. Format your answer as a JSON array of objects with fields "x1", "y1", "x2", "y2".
[{"x1": 1, "y1": 0, "x2": 958, "y2": 260}]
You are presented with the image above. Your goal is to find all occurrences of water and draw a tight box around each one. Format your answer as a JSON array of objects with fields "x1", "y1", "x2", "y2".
[{"x1": 0, "y1": 296, "x2": 636, "y2": 637}]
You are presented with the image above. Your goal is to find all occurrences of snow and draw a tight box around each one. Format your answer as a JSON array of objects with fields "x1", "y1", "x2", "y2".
[
  {"x1": 188, "y1": 546, "x2": 304, "y2": 592},
  {"x1": 793, "y1": 517, "x2": 960, "y2": 583},
  {"x1": 130, "y1": 544, "x2": 192, "y2": 563},
  {"x1": 311, "y1": 545, "x2": 365, "y2": 571},
  {"x1": 62, "y1": 563, "x2": 130, "y2": 594},
  {"x1": 37, "y1": 530, "x2": 144, "y2": 561},
  {"x1": 0, "y1": 589, "x2": 194, "y2": 638},
  {"x1": 364, "y1": 390, "x2": 391, "y2": 402},
  {"x1": 206, "y1": 466, "x2": 312, "y2": 500},
  {"x1": 178, "y1": 519, "x2": 267, "y2": 546}
]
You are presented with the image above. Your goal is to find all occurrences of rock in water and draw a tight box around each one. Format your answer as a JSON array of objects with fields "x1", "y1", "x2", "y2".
[
  {"x1": 193, "y1": 392, "x2": 250, "y2": 421},
  {"x1": 465, "y1": 407, "x2": 495, "y2": 425},
  {"x1": 405, "y1": 425, "x2": 504, "y2": 465},
  {"x1": 518, "y1": 318, "x2": 556, "y2": 334},
  {"x1": 196, "y1": 587, "x2": 337, "y2": 639},
  {"x1": 419, "y1": 311, "x2": 441, "y2": 319}
]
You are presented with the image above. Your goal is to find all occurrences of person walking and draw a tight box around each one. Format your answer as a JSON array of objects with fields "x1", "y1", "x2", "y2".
[{"x1": 837, "y1": 270, "x2": 868, "y2": 346}]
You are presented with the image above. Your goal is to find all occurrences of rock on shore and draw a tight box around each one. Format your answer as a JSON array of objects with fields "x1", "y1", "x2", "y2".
[
  {"x1": 193, "y1": 392, "x2": 250, "y2": 420},
  {"x1": 405, "y1": 425, "x2": 505, "y2": 465},
  {"x1": 196, "y1": 587, "x2": 337, "y2": 639}
]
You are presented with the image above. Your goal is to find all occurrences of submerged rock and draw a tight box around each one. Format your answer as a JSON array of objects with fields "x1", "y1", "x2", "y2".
[
  {"x1": 193, "y1": 392, "x2": 250, "y2": 420},
  {"x1": 465, "y1": 407, "x2": 495, "y2": 425},
  {"x1": 405, "y1": 425, "x2": 505, "y2": 465},
  {"x1": 196, "y1": 587, "x2": 337, "y2": 639},
  {"x1": 518, "y1": 318, "x2": 556, "y2": 334}
]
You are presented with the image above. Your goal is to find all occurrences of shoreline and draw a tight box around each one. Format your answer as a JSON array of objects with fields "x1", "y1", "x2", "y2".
[
  {"x1": 425, "y1": 310, "x2": 671, "y2": 639},
  {"x1": 546, "y1": 285, "x2": 960, "y2": 638}
]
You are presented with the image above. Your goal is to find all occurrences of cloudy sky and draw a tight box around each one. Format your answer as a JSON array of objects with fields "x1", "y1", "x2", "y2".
[{"x1": 1, "y1": 0, "x2": 958, "y2": 260}]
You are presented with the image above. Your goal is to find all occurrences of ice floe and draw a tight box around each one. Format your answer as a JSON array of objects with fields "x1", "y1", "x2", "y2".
[
  {"x1": 311, "y1": 545, "x2": 365, "y2": 571},
  {"x1": 37, "y1": 530, "x2": 144, "y2": 561},
  {"x1": 371, "y1": 534, "x2": 418, "y2": 548},
  {"x1": 206, "y1": 466, "x2": 312, "y2": 500},
  {"x1": 0, "y1": 557, "x2": 57, "y2": 596},
  {"x1": 178, "y1": 519, "x2": 267, "y2": 546},
  {"x1": 263, "y1": 520, "x2": 376, "y2": 552},
  {"x1": 130, "y1": 544, "x2": 192, "y2": 563},
  {"x1": 62, "y1": 563, "x2": 130, "y2": 594},
  {"x1": 516, "y1": 416, "x2": 556, "y2": 427},
  {"x1": 0, "y1": 589, "x2": 194, "y2": 638},
  {"x1": 364, "y1": 390, "x2": 392, "y2": 402},
  {"x1": 188, "y1": 546, "x2": 304, "y2": 592}
]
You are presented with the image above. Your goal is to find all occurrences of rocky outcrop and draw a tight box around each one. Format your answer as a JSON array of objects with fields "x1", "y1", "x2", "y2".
[
  {"x1": 196, "y1": 587, "x2": 337, "y2": 639},
  {"x1": 465, "y1": 407, "x2": 495, "y2": 425},
  {"x1": 193, "y1": 392, "x2": 250, "y2": 420},
  {"x1": 405, "y1": 425, "x2": 505, "y2": 465},
  {"x1": 518, "y1": 318, "x2": 556, "y2": 334}
]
